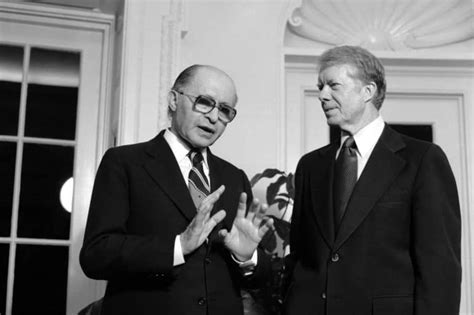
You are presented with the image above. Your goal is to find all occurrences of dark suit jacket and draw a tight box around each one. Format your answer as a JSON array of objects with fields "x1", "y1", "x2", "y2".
[
  {"x1": 80, "y1": 131, "x2": 269, "y2": 315},
  {"x1": 284, "y1": 125, "x2": 461, "y2": 315}
]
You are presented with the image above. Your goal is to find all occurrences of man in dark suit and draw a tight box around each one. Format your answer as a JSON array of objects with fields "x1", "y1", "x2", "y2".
[
  {"x1": 283, "y1": 46, "x2": 461, "y2": 315},
  {"x1": 80, "y1": 64, "x2": 273, "y2": 315}
]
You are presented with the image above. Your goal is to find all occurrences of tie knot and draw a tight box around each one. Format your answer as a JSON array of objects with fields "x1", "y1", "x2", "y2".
[
  {"x1": 342, "y1": 136, "x2": 356, "y2": 149},
  {"x1": 189, "y1": 150, "x2": 204, "y2": 166}
]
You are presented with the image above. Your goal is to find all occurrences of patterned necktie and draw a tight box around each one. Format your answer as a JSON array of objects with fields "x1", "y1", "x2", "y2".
[
  {"x1": 333, "y1": 136, "x2": 358, "y2": 229},
  {"x1": 188, "y1": 150, "x2": 210, "y2": 208}
]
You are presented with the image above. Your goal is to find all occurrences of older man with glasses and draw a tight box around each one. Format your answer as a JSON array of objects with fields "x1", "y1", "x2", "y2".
[{"x1": 80, "y1": 64, "x2": 273, "y2": 315}]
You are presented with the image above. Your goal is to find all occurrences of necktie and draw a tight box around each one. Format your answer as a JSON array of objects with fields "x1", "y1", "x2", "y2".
[
  {"x1": 333, "y1": 136, "x2": 358, "y2": 229},
  {"x1": 188, "y1": 150, "x2": 210, "y2": 208}
]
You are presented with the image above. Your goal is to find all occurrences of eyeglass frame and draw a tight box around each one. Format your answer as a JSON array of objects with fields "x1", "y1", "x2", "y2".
[{"x1": 172, "y1": 89, "x2": 237, "y2": 123}]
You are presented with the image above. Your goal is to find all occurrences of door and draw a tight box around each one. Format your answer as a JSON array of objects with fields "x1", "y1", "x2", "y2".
[{"x1": 0, "y1": 3, "x2": 114, "y2": 314}]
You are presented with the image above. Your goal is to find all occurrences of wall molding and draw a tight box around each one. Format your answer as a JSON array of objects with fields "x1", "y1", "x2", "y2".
[
  {"x1": 157, "y1": 0, "x2": 187, "y2": 131},
  {"x1": 286, "y1": 0, "x2": 474, "y2": 51}
]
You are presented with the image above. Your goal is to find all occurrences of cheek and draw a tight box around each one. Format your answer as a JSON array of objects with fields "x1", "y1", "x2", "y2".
[
  {"x1": 331, "y1": 91, "x2": 346, "y2": 104},
  {"x1": 336, "y1": 92, "x2": 357, "y2": 110},
  {"x1": 214, "y1": 125, "x2": 226, "y2": 138}
]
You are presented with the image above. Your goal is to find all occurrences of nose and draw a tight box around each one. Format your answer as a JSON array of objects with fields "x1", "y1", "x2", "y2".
[
  {"x1": 318, "y1": 85, "x2": 331, "y2": 102},
  {"x1": 205, "y1": 107, "x2": 219, "y2": 123}
]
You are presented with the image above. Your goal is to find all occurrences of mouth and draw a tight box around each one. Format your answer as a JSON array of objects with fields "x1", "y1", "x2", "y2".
[
  {"x1": 198, "y1": 126, "x2": 216, "y2": 135},
  {"x1": 322, "y1": 104, "x2": 337, "y2": 113}
]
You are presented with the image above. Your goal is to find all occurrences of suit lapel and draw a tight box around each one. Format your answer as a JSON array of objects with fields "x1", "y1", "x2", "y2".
[
  {"x1": 143, "y1": 131, "x2": 196, "y2": 221},
  {"x1": 310, "y1": 144, "x2": 338, "y2": 248},
  {"x1": 334, "y1": 125, "x2": 406, "y2": 250}
]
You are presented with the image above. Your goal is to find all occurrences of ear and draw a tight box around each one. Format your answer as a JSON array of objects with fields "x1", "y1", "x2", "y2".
[
  {"x1": 363, "y1": 82, "x2": 377, "y2": 104},
  {"x1": 168, "y1": 90, "x2": 178, "y2": 112}
]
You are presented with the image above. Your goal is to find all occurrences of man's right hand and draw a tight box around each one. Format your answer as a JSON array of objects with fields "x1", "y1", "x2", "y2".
[{"x1": 180, "y1": 185, "x2": 227, "y2": 255}]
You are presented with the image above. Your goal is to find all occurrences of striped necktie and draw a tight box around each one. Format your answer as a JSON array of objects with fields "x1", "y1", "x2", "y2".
[
  {"x1": 188, "y1": 150, "x2": 210, "y2": 208},
  {"x1": 333, "y1": 136, "x2": 358, "y2": 229}
]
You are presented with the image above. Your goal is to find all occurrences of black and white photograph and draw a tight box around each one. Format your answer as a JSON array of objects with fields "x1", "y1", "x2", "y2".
[{"x1": 0, "y1": 0, "x2": 473, "y2": 314}]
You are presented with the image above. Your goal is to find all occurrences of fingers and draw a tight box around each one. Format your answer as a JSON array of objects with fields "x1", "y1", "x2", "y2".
[
  {"x1": 252, "y1": 203, "x2": 268, "y2": 227},
  {"x1": 201, "y1": 185, "x2": 225, "y2": 208},
  {"x1": 235, "y1": 192, "x2": 247, "y2": 219},
  {"x1": 203, "y1": 209, "x2": 226, "y2": 237},
  {"x1": 218, "y1": 228, "x2": 228, "y2": 239},
  {"x1": 258, "y1": 216, "x2": 274, "y2": 238},
  {"x1": 195, "y1": 185, "x2": 225, "y2": 224},
  {"x1": 210, "y1": 210, "x2": 226, "y2": 226},
  {"x1": 245, "y1": 198, "x2": 260, "y2": 222}
]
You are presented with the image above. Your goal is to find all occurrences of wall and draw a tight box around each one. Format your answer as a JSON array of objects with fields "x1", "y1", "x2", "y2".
[
  {"x1": 179, "y1": 0, "x2": 290, "y2": 179},
  {"x1": 118, "y1": 0, "x2": 293, "y2": 180}
]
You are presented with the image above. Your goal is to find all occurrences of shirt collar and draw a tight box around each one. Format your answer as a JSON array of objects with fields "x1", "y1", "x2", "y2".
[
  {"x1": 163, "y1": 129, "x2": 208, "y2": 165},
  {"x1": 339, "y1": 115, "x2": 385, "y2": 159},
  {"x1": 353, "y1": 115, "x2": 385, "y2": 159}
]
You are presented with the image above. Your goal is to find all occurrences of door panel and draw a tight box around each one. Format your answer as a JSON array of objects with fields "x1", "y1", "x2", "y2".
[{"x1": 382, "y1": 92, "x2": 465, "y2": 184}]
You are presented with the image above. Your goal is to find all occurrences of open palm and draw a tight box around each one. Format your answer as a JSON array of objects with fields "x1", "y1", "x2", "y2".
[{"x1": 219, "y1": 193, "x2": 274, "y2": 262}]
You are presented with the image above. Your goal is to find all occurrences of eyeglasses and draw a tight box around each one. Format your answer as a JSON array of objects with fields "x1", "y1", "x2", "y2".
[{"x1": 172, "y1": 90, "x2": 237, "y2": 123}]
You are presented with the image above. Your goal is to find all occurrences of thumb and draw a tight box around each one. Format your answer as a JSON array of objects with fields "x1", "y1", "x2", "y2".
[{"x1": 218, "y1": 229, "x2": 228, "y2": 240}]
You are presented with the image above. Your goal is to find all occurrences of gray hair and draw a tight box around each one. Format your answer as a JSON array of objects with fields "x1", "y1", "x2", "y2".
[{"x1": 319, "y1": 45, "x2": 386, "y2": 109}]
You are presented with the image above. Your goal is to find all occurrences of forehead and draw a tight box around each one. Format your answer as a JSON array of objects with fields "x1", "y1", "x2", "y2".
[
  {"x1": 187, "y1": 68, "x2": 237, "y2": 106},
  {"x1": 318, "y1": 64, "x2": 358, "y2": 82}
]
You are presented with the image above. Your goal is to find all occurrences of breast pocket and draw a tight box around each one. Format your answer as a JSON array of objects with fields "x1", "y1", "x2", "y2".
[
  {"x1": 377, "y1": 187, "x2": 410, "y2": 207},
  {"x1": 372, "y1": 296, "x2": 413, "y2": 315}
]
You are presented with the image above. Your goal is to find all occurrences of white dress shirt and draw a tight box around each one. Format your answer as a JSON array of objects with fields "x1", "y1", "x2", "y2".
[{"x1": 337, "y1": 115, "x2": 385, "y2": 179}]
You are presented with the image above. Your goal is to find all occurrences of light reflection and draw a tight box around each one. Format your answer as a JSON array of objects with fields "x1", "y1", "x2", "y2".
[{"x1": 59, "y1": 177, "x2": 73, "y2": 213}]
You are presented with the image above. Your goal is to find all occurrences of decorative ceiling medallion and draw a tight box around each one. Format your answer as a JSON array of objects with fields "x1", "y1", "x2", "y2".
[{"x1": 287, "y1": 0, "x2": 474, "y2": 50}]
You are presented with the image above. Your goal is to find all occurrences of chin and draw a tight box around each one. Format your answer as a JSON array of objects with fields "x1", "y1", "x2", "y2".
[
  {"x1": 191, "y1": 137, "x2": 217, "y2": 149},
  {"x1": 326, "y1": 118, "x2": 341, "y2": 127}
]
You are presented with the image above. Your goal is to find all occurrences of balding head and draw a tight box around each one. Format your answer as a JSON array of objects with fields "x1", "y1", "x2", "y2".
[
  {"x1": 172, "y1": 65, "x2": 238, "y2": 105},
  {"x1": 168, "y1": 65, "x2": 238, "y2": 149}
]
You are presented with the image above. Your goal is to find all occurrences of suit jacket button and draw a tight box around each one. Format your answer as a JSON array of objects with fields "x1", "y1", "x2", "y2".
[
  {"x1": 331, "y1": 253, "x2": 340, "y2": 262},
  {"x1": 321, "y1": 292, "x2": 327, "y2": 299},
  {"x1": 198, "y1": 297, "x2": 207, "y2": 306},
  {"x1": 205, "y1": 257, "x2": 212, "y2": 264}
]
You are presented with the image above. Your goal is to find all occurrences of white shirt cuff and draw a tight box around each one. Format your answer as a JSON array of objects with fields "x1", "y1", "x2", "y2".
[
  {"x1": 173, "y1": 235, "x2": 185, "y2": 266},
  {"x1": 232, "y1": 250, "x2": 258, "y2": 276}
]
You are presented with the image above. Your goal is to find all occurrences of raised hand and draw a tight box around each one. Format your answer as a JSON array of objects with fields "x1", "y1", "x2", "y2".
[
  {"x1": 180, "y1": 185, "x2": 226, "y2": 255},
  {"x1": 218, "y1": 193, "x2": 274, "y2": 262}
]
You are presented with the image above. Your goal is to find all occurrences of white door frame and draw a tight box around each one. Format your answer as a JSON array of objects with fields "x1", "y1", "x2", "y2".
[{"x1": 0, "y1": 3, "x2": 114, "y2": 314}]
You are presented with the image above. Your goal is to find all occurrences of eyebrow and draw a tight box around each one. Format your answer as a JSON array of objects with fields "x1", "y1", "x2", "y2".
[{"x1": 202, "y1": 94, "x2": 231, "y2": 107}]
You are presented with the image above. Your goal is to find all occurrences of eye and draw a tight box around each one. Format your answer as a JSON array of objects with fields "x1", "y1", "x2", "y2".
[
  {"x1": 329, "y1": 82, "x2": 340, "y2": 90},
  {"x1": 317, "y1": 83, "x2": 323, "y2": 91},
  {"x1": 195, "y1": 96, "x2": 215, "y2": 108},
  {"x1": 219, "y1": 104, "x2": 232, "y2": 116}
]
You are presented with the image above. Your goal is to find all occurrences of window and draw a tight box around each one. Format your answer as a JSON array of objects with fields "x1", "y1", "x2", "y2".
[
  {"x1": 0, "y1": 43, "x2": 79, "y2": 314},
  {"x1": 0, "y1": 3, "x2": 114, "y2": 314}
]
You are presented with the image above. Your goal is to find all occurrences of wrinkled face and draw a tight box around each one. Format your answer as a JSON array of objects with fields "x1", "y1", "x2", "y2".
[
  {"x1": 317, "y1": 64, "x2": 369, "y2": 134},
  {"x1": 169, "y1": 68, "x2": 237, "y2": 149}
]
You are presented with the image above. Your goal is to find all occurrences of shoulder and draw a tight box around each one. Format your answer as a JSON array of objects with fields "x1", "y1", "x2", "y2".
[
  {"x1": 103, "y1": 141, "x2": 147, "y2": 158},
  {"x1": 100, "y1": 137, "x2": 159, "y2": 166},
  {"x1": 394, "y1": 131, "x2": 446, "y2": 161},
  {"x1": 210, "y1": 153, "x2": 245, "y2": 176},
  {"x1": 297, "y1": 143, "x2": 333, "y2": 168},
  {"x1": 382, "y1": 128, "x2": 451, "y2": 172}
]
